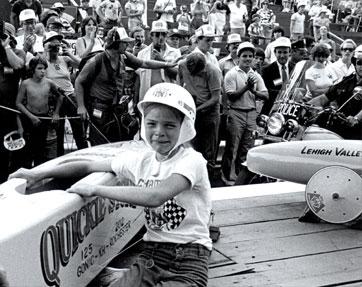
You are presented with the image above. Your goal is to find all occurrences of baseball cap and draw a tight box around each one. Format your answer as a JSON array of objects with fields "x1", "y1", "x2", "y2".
[
  {"x1": 227, "y1": 33, "x2": 241, "y2": 44},
  {"x1": 46, "y1": 16, "x2": 63, "y2": 27},
  {"x1": 19, "y1": 9, "x2": 37, "y2": 22},
  {"x1": 150, "y1": 20, "x2": 168, "y2": 33},
  {"x1": 237, "y1": 42, "x2": 255, "y2": 56},
  {"x1": 195, "y1": 24, "x2": 216, "y2": 38},
  {"x1": 43, "y1": 31, "x2": 64, "y2": 44},
  {"x1": 168, "y1": 29, "x2": 182, "y2": 38},
  {"x1": 274, "y1": 36, "x2": 291, "y2": 48},
  {"x1": 297, "y1": 1, "x2": 307, "y2": 8},
  {"x1": 105, "y1": 27, "x2": 134, "y2": 48},
  {"x1": 51, "y1": 2, "x2": 65, "y2": 9}
]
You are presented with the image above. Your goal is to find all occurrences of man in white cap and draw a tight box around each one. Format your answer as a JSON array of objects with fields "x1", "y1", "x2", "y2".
[
  {"x1": 10, "y1": 0, "x2": 42, "y2": 30},
  {"x1": 261, "y1": 36, "x2": 294, "y2": 115},
  {"x1": 192, "y1": 24, "x2": 220, "y2": 71},
  {"x1": 221, "y1": 42, "x2": 268, "y2": 185},
  {"x1": 15, "y1": 9, "x2": 44, "y2": 64},
  {"x1": 75, "y1": 27, "x2": 176, "y2": 145},
  {"x1": 219, "y1": 33, "x2": 241, "y2": 77},
  {"x1": 136, "y1": 20, "x2": 180, "y2": 102},
  {"x1": 290, "y1": 1, "x2": 306, "y2": 41}
]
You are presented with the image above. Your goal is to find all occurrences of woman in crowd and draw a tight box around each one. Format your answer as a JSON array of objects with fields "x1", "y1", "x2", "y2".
[
  {"x1": 318, "y1": 25, "x2": 336, "y2": 62},
  {"x1": 76, "y1": 16, "x2": 104, "y2": 59},
  {"x1": 305, "y1": 43, "x2": 334, "y2": 100}
]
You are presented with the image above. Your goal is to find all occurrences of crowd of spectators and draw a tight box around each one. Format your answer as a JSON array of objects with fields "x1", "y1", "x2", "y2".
[{"x1": 0, "y1": 0, "x2": 361, "y2": 186}]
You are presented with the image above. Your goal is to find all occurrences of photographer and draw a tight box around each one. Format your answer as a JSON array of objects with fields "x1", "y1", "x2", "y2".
[
  {"x1": 0, "y1": 22, "x2": 26, "y2": 183},
  {"x1": 130, "y1": 27, "x2": 147, "y2": 56}
]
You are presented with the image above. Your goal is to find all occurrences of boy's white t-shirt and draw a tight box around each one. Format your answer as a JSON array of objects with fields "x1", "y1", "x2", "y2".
[{"x1": 111, "y1": 145, "x2": 212, "y2": 250}]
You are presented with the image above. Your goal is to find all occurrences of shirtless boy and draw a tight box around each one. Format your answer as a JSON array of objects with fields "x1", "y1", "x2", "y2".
[{"x1": 16, "y1": 56, "x2": 63, "y2": 167}]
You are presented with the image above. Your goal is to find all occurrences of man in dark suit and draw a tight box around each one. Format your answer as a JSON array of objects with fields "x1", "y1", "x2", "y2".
[{"x1": 261, "y1": 37, "x2": 295, "y2": 115}]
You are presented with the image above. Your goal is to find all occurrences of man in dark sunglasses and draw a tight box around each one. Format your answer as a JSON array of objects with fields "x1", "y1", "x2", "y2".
[
  {"x1": 308, "y1": 44, "x2": 362, "y2": 140},
  {"x1": 328, "y1": 39, "x2": 357, "y2": 84}
]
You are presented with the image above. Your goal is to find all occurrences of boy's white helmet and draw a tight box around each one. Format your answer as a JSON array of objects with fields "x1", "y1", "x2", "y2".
[{"x1": 137, "y1": 83, "x2": 196, "y2": 152}]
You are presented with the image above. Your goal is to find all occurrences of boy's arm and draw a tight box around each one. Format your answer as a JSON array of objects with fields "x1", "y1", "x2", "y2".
[
  {"x1": 9, "y1": 159, "x2": 113, "y2": 188},
  {"x1": 16, "y1": 81, "x2": 37, "y2": 122},
  {"x1": 68, "y1": 173, "x2": 191, "y2": 207}
]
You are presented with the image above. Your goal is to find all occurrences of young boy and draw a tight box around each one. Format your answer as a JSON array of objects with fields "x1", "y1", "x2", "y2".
[
  {"x1": 16, "y1": 56, "x2": 63, "y2": 167},
  {"x1": 10, "y1": 83, "x2": 212, "y2": 287}
]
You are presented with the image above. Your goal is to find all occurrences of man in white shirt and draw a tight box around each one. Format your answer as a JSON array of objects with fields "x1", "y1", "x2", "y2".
[
  {"x1": 15, "y1": 9, "x2": 44, "y2": 64},
  {"x1": 328, "y1": 39, "x2": 356, "y2": 84},
  {"x1": 137, "y1": 20, "x2": 180, "y2": 101}
]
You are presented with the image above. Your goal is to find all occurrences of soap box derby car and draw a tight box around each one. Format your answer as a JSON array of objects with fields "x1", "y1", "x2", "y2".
[{"x1": 0, "y1": 141, "x2": 146, "y2": 287}]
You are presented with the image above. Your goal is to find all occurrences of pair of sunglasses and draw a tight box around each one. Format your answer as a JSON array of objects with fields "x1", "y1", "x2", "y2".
[{"x1": 342, "y1": 47, "x2": 354, "y2": 52}]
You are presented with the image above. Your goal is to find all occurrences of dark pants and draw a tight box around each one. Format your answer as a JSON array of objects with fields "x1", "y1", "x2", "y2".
[
  {"x1": 114, "y1": 241, "x2": 210, "y2": 287},
  {"x1": 192, "y1": 107, "x2": 220, "y2": 169},
  {"x1": 56, "y1": 94, "x2": 87, "y2": 156},
  {"x1": 20, "y1": 115, "x2": 56, "y2": 168},
  {"x1": 221, "y1": 109, "x2": 256, "y2": 181}
]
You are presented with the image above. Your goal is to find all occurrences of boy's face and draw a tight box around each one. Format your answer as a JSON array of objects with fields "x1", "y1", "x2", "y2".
[
  {"x1": 168, "y1": 36, "x2": 180, "y2": 48},
  {"x1": 144, "y1": 105, "x2": 182, "y2": 157},
  {"x1": 34, "y1": 64, "x2": 46, "y2": 79},
  {"x1": 253, "y1": 55, "x2": 264, "y2": 69},
  {"x1": 239, "y1": 50, "x2": 254, "y2": 69}
]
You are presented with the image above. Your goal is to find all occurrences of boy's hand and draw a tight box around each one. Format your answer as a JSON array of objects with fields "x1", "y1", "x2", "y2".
[
  {"x1": 8, "y1": 168, "x2": 39, "y2": 188},
  {"x1": 67, "y1": 183, "x2": 96, "y2": 197},
  {"x1": 30, "y1": 115, "x2": 41, "y2": 126},
  {"x1": 52, "y1": 113, "x2": 60, "y2": 123}
]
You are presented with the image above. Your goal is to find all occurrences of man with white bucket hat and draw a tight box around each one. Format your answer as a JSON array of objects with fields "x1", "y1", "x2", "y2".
[
  {"x1": 261, "y1": 36, "x2": 294, "y2": 115},
  {"x1": 137, "y1": 20, "x2": 181, "y2": 102}
]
